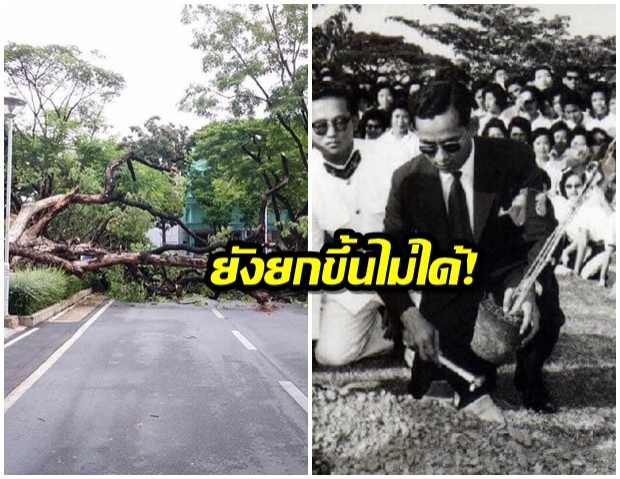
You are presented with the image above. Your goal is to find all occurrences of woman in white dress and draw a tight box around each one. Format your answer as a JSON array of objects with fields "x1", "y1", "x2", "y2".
[{"x1": 552, "y1": 168, "x2": 615, "y2": 285}]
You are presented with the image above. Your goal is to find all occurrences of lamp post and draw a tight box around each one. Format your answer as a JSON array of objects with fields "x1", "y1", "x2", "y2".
[{"x1": 4, "y1": 96, "x2": 26, "y2": 316}]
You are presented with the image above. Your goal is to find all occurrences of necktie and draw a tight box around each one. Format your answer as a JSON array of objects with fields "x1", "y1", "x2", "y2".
[
  {"x1": 448, "y1": 171, "x2": 473, "y2": 242},
  {"x1": 323, "y1": 150, "x2": 362, "y2": 180}
]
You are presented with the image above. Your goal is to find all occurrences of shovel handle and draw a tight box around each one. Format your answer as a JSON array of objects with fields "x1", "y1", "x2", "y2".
[{"x1": 438, "y1": 354, "x2": 486, "y2": 392}]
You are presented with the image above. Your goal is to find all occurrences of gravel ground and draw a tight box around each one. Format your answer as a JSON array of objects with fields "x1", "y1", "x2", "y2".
[{"x1": 312, "y1": 275, "x2": 616, "y2": 474}]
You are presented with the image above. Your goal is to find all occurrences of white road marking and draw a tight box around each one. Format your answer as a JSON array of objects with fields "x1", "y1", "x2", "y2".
[
  {"x1": 4, "y1": 328, "x2": 40, "y2": 349},
  {"x1": 4, "y1": 300, "x2": 114, "y2": 413},
  {"x1": 211, "y1": 308, "x2": 225, "y2": 319},
  {"x1": 48, "y1": 303, "x2": 78, "y2": 322},
  {"x1": 279, "y1": 381, "x2": 308, "y2": 412},
  {"x1": 231, "y1": 330, "x2": 257, "y2": 350}
]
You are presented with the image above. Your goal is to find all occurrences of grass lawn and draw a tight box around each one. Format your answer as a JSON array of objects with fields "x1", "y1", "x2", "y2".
[{"x1": 312, "y1": 273, "x2": 616, "y2": 474}]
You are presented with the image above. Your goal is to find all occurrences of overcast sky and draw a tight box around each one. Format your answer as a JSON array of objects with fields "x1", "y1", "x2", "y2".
[{"x1": 3, "y1": 2, "x2": 208, "y2": 137}]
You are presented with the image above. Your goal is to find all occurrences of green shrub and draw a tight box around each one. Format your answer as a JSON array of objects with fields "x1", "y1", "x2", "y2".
[
  {"x1": 9, "y1": 267, "x2": 68, "y2": 315},
  {"x1": 65, "y1": 275, "x2": 85, "y2": 297},
  {"x1": 82, "y1": 271, "x2": 108, "y2": 292},
  {"x1": 9, "y1": 267, "x2": 88, "y2": 316},
  {"x1": 105, "y1": 265, "x2": 147, "y2": 302}
]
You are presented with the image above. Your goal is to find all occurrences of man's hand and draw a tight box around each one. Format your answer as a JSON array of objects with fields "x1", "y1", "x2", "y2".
[
  {"x1": 503, "y1": 287, "x2": 540, "y2": 346},
  {"x1": 401, "y1": 306, "x2": 440, "y2": 365}
]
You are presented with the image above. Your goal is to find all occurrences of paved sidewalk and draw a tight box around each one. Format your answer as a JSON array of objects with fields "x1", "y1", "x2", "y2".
[{"x1": 4, "y1": 294, "x2": 102, "y2": 343}]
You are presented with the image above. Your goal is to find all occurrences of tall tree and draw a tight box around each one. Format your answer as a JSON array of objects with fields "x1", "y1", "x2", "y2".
[
  {"x1": 388, "y1": 5, "x2": 615, "y2": 77},
  {"x1": 121, "y1": 116, "x2": 195, "y2": 243},
  {"x1": 312, "y1": 5, "x2": 452, "y2": 87},
  {"x1": 4, "y1": 43, "x2": 125, "y2": 205},
  {"x1": 180, "y1": 4, "x2": 308, "y2": 249},
  {"x1": 189, "y1": 117, "x2": 307, "y2": 249},
  {"x1": 4, "y1": 43, "x2": 125, "y2": 138}
]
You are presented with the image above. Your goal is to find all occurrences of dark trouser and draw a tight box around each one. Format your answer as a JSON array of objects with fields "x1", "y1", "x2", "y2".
[
  {"x1": 411, "y1": 289, "x2": 497, "y2": 402},
  {"x1": 411, "y1": 273, "x2": 564, "y2": 402},
  {"x1": 515, "y1": 272, "x2": 565, "y2": 391}
]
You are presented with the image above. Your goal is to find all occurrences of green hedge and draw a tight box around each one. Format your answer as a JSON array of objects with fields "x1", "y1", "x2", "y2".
[
  {"x1": 9, "y1": 267, "x2": 85, "y2": 316},
  {"x1": 105, "y1": 265, "x2": 147, "y2": 302}
]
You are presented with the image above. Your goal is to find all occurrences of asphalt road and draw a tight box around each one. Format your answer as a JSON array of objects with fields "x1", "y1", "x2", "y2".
[{"x1": 5, "y1": 300, "x2": 308, "y2": 475}]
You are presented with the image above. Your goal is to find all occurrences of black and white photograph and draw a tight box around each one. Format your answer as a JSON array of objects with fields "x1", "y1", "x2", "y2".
[{"x1": 311, "y1": 4, "x2": 615, "y2": 474}]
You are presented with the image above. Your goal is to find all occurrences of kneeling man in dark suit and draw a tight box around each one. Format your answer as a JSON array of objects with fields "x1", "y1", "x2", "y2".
[{"x1": 381, "y1": 81, "x2": 564, "y2": 422}]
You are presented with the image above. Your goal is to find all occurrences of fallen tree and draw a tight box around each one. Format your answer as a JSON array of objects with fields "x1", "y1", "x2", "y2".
[
  {"x1": 7, "y1": 151, "x2": 228, "y2": 298},
  {"x1": 8, "y1": 150, "x2": 306, "y2": 303}
]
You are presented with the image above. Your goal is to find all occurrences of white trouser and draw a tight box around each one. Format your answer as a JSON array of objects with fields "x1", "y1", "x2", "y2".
[{"x1": 314, "y1": 294, "x2": 393, "y2": 366}]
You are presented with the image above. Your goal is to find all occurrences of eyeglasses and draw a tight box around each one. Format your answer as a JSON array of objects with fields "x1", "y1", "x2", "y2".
[
  {"x1": 565, "y1": 75, "x2": 580, "y2": 81},
  {"x1": 419, "y1": 133, "x2": 466, "y2": 157},
  {"x1": 312, "y1": 116, "x2": 351, "y2": 136}
]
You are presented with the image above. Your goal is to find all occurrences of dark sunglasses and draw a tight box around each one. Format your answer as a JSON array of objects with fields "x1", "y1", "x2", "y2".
[
  {"x1": 565, "y1": 75, "x2": 580, "y2": 81},
  {"x1": 419, "y1": 138, "x2": 463, "y2": 156},
  {"x1": 312, "y1": 116, "x2": 351, "y2": 136}
]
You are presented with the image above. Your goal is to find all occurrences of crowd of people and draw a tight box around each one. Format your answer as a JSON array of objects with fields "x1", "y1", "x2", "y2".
[
  {"x1": 316, "y1": 63, "x2": 616, "y2": 286},
  {"x1": 311, "y1": 62, "x2": 615, "y2": 422}
]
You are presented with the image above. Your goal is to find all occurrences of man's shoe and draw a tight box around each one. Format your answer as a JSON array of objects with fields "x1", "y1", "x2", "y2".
[
  {"x1": 523, "y1": 385, "x2": 558, "y2": 413},
  {"x1": 459, "y1": 393, "x2": 505, "y2": 425}
]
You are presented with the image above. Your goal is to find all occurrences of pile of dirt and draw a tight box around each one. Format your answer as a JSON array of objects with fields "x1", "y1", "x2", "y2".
[{"x1": 312, "y1": 386, "x2": 615, "y2": 474}]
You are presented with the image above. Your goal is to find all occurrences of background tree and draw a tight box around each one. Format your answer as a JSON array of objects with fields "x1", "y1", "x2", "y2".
[
  {"x1": 311, "y1": 5, "x2": 456, "y2": 89},
  {"x1": 121, "y1": 116, "x2": 194, "y2": 172},
  {"x1": 313, "y1": 29, "x2": 453, "y2": 87},
  {"x1": 311, "y1": 4, "x2": 361, "y2": 65},
  {"x1": 180, "y1": 4, "x2": 308, "y2": 249},
  {"x1": 388, "y1": 5, "x2": 616, "y2": 78},
  {"x1": 313, "y1": 5, "x2": 615, "y2": 84},
  {"x1": 4, "y1": 43, "x2": 125, "y2": 207},
  {"x1": 189, "y1": 117, "x2": 307, "y2": 249},
  {"x1": 121, "y1": 116, "x2": 194, "y2": 243}
]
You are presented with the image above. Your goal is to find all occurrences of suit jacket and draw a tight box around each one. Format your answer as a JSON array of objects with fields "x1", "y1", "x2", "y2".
[{"x1": 381, "y1": 137, "x2": 556, "y2": 337}]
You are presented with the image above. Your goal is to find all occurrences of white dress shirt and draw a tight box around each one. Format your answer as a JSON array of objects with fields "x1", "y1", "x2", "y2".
[
  {"x1": 377, "y1": 129, "x2": 420, "y2": 167},
  {"x1": 312, "y1": 139, "x2": 399, "y2": 315}
]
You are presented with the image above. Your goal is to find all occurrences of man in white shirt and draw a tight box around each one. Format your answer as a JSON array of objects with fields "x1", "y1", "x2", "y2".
[
  {"x1": 561, "y1": 65, "x2": 585, "y2": 92},
  {"x1": 312, "y1": 84, "x2": 409, "y2": 366}
]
